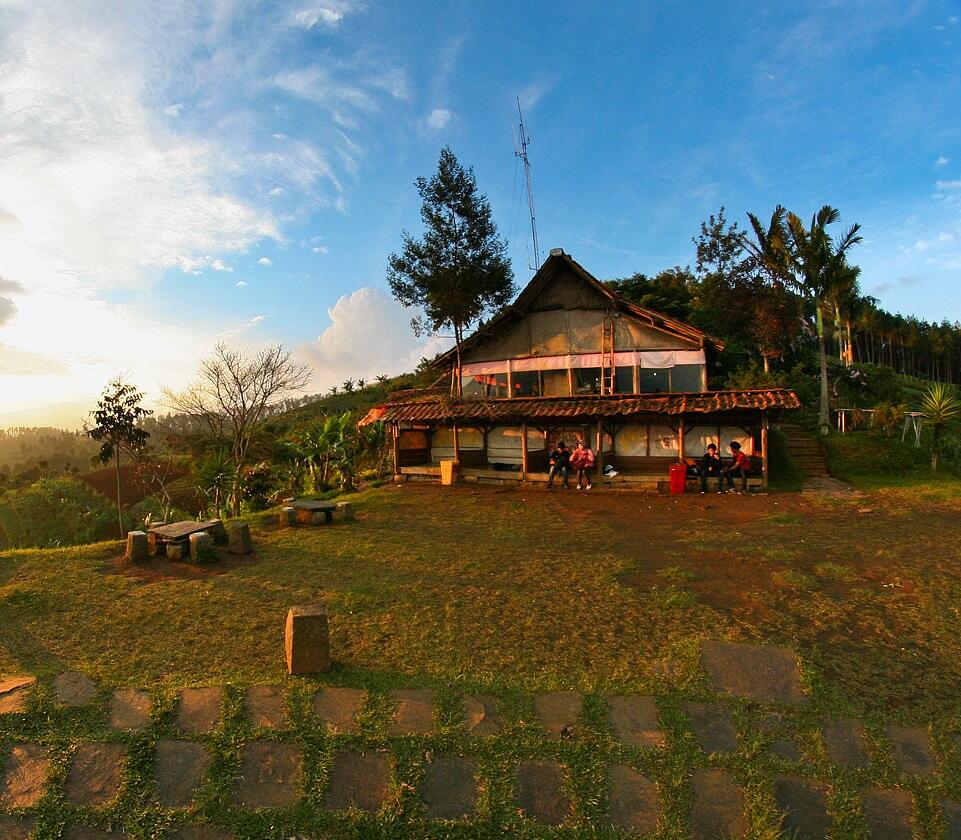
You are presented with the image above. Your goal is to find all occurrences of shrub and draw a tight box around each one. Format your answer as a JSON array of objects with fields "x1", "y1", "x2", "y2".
[
  {"x1": 869, "y1": 402, "x2": 906, "y2": 438},
  {"x1": 0, "y1": 478, "x2": 116, "y2": 549}
]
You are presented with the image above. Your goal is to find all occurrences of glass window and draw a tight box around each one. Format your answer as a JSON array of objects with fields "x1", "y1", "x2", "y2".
[
  {"x1": 649, "y1": 425, "x2": 679, "y2": 456},
  {"x1": 460, "y1": 372, "x2": 508, "y2": 399},
  {"x1": 615, "y1": 425, "x2": 648, "y2": 456},
  {"x1": 615, "y1": 366, "x2": 635, "y2": 394},
  {"x1": 639, "y1": 368, "x2": 669, "y2": 392},
  {"x1": 574, "y1": 367, "x2": 602, "y2": 394},
  {"x1": 512, "y1": 370, "x2": 541, "y2": 397},
  {"x1": 671, "y1": 364, "x2": 704, "y2": 392},
  {"x1": 541, "y1": 369, "x2": 570, "y2": 396},
  {"x1": 685, "y1": 426, "x2": 719, "y2": 455}
]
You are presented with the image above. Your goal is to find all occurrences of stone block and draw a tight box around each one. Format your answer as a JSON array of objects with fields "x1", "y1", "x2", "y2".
[
  {"x1": 608, "y1": 764, "x2": 660, "y2": 834},
  {"x1": 421, "y1": 756, "x2": 478, "y2": 820},
  {"x1": 207, "y1": 519, "x2": 228, "y2": 544},
  {"x1": 232, "y1": 741, "x2": 302, "y2": 808},
  {"x1": 246, "y1": 685, "x2": 286, "y2": 730},
  {"x1": 313, "y1": 687, "x2": 365, "y2": 733},
  {"x1": 608, "y1": 695, "x2": 665, "y2": 747},
  {"x1": 861, "y1": 786, "x2": 914, "y2": 839},
  {"x1": 310, "y1": 511, "x2": 328, "y2": 525},
  {"x1": 388, "y1": 688, "x2": 435, "y2": 735},
  {"x1": 684, "y1": 701, "x2": 738, "y2": 753},
  {"x1": 517, "y1": 760, "x2": 569, "y2": 826},
  {"x1": 53, "y1": 672, "x2": 98, "y2": 707},
  {"x1": 822, "y1": 718, "x2": 870, "y2": 769},
  {"x1": 285, "y1": 605, "x2": 331, "y2": 675},
  {"x1": 0, "y1": 676, "x2": 35, "y2": 714},
  {"x1": 701, "y1": 640, "x2": 806, "y2": 704},
  {"x1": 774, "y1": 775, "x2": 830, "y2": 840},
  {"x1": 227, "y1": 522, "x2": 253, "y2": 555},
  {"x1": 689, "y1": 769, "x2": 746, "y2": 839},
  {"x1": 534, "y1": 691, "x2": 582, "y2": 739},
  {"x1": 109, "y1": 688, "x2": 152, "y2": 731},
  {"x1": 156, "y1": 740, "x2": 211, "y2": 808},
  {"x1": 65, "y1": 743, "x2": 125, "y2": 806},
  {"x1": 887, "y1": 724, "x2": 937, "y2": 775},
  {"x1": 336, "y1": 501, "x2": 354, "y2": 519},
  {"x1": 1, "y1": 743, "x2": 51, "y2": 807},
  {"x1": 279, "y1": 506, "x2": 296, "y2": 527},
  {"x1": 166, "y1": 542, "x2": 185, "y2": 561},
  {"x1": 943, "y1": 800, "x2": 961, "y2": 840},
  {"x1": 176, "y1": 687, "x2": 224, "y2": 733},
  {"x1": 124, "y1": 530, "x2": 148, "y2": 563},
  {"x1": 170, "y1": 827, "x2": 234, "y2": 840},
  {"x1": 463, "y1": 694, "x2": 502, "y2": 736},
  {"x1": 189, "y1": 531, "x2": 214, "y2": 563},
  {"x1": 0, "y1": 815, "x2": 35, "y2": 840},
  {"x1": 324, "y1": 750, "x2": 390, "y2": 813}
]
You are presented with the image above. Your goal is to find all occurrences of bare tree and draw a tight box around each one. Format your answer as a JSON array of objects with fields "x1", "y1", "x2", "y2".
[{"x1": 162, "y1": 343, "x2": 311, "y2": 515}]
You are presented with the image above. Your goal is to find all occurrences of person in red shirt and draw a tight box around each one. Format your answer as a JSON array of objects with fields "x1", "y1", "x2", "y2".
[
  {"x1": 570, "y1": 439, "x2": 596, "y2": 489},
  {"x1": 722, "y1": 441, "x2": 752, "y2": 493}
]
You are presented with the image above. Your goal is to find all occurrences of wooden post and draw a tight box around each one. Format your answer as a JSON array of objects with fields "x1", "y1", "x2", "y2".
[
  {"x1": 521, "y1": 423, "x2": 529, "y2": 479},
  {"x1": 597, "y1": 419, "x2": 604, "y2": 476},
  {"x1": 678, "y1": 416, "x2": 685, "y2": 462},
  {"x1": 391, "y1": 422, "x2": 400, "y2": 477},
  {"x1": 567, "y1": 366, "x2": 574, "y2": 396},
  {"x1": 452, "y1": 423, "x2": 460, "y2": 463},
  {"x1": 761, "y1": 415, "x2": 769, "y2": 487}
]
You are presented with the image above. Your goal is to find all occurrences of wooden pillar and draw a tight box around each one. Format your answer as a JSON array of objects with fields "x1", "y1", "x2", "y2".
[
  {"x1": 678, "y1": 416, "x2": 686, "y2": 462},
  {"x1": 597, "y1": 419, "x2": 605, "y2": 473},
  {"x1": 521, "y1": 423, "x2": 529, "y2": 479},
  {"x1": 761, "y1": 414, "x2": 769, "y2": 487},
  {"x1": 452, "y1": 423, "x2": 460, "y2": 463},
  {"x1": 391, "y1": 422, "x2": 400, "y2": 477},
  {"x1": 567, "y1": 366, "x2": 574, "y2": 396}
]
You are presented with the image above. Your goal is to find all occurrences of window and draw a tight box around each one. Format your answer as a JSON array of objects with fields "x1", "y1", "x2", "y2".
[
  {"x1": 573, "y1": 367, "x2": 602, "y2": 394},
  {"x1": 649, "y1": 425, "x2": 679, "y2": 456},
  {"x1": 541, "y1": 369, "x2": 570, "y2": 396},
  {"x1": 461, "y1": 372, "x2": 508, "y2": 399},
  {"x1": 615, "y1": 366, "x2": 635, "y2": 394},
  {"x1": 512, "y1": 370, "x2": 541, "y2": 397},
  {"x1": 615, "y1": 425, "x2": 648, "y2": 456},
  {"x1": 640, "y1": 368, "x2": 668, "y2": 392},
  {"x1": 671, "y1": 364, "x2": 704, "y2": 392}
]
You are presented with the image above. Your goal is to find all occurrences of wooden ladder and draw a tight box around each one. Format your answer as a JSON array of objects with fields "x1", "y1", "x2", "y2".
[{"x1": 601, "y1": 316, "x2": 616, "y2": 394}]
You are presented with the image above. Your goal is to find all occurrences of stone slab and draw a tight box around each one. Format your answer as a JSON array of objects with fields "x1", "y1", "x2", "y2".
[
  {"x1": 943, "y1": 800, "x2": 961, "y2": 840},
  {"x1": 608, "y1": 695, "x2": 665, "y2": 748},
  {"x1": 421, "y1": 756, "x2": 478, "y2": 820},
  {"x1": 0, "y1": 676, "x2": 35, "y2": 714},
  {"x1": 887, "y1": 724, "x2": 937, "y2": 775},
  {"x1": 701, "y1": 640, "x2": 806, "y2": 704},
  {"x1": 170, "y1": 827, "x2": 235, "y2": 840},
  {"x1": 226, "y1": 522, "x2": 252, "y2": 554},
  {"x1": 517, "y1": 760, "x2": 569, "y2": 826},
  {"x1": 124, "y1": 530, "x2": 148, "y2": 563},
  {"x1": 246, "y1": 685, "x2": 286, "y2": 730},
  {"x1": 822, "y1": 718, "x2": 870, "y2": 769},
  {"x1": 608, "y1": 764, "x2": 660, "y2": 834},
  {"x1": 683, "y1": 701, "x2": 737, "y2": 753},
  {"x1": 176, "y1": 686, "x2": 224, "y2": 733},
  {"x1": 861, "y1": 786, "x2": 914, "y2": 839},
  {"x1": 285, "y1": 605, "x2": 331, "y2": 675},
  {"x1": 232, "y1": 741, "x2": 302, "y2": 808},
  {"x1": 324, "y1": 750, "x2": 390, "y2": 813},
  {"x1": 689, "y1": 769, "x2": 746, "y2": 839},
  {"x1": 109, "y1": 688, "x2": 152, "y2": 731},
  {"x1": 771, "y1": 738, "x2": 803, "y2": 762},
  {"x1": 533, "y1": 691, "x2": 581, "y2": 739},
  {"x1": 774, "y1": 775, "x2": 831, "y2": 840},
  {"x1": 313, "y1": 687, "x2": 365, "y2": 734},
  {"x1": 388, "y1": 688, "x2": 435, "y2": 736},
  {"x1": 1, "y1": 743, "x2": 51, "y2": 807},
  {"x1": 188, "y1": 531, "x2": 214, "y2": 563},
  {"x1": 463, "y1": 694, "x2": 502, "y2": 736},
  {"x1": 64, "y1": 828, "x2": 127, "y2": 840},
  {"x1": 53, "y1": 672, "x2": 98, "y2": 707},
  {"x1": 65, "y1": 742, "x2": 125, "y2": 806},
  {"x1": 156, "y1": 740, "x2": 211, "y2": 808},
  {"x1": 0, "y1": 815, "x2": 35, "y2": 840}
]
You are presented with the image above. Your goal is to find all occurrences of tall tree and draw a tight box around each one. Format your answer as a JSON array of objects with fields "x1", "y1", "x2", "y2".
[
  {"x1": 162, "y1": 343, "x2": 311, "y2": 515},
  {"x1": 87, "y1": 379, "x2": 152, "y2": 538},
  {"x1": 387, "y1": 147, "x2": 515, "y2": 396}
]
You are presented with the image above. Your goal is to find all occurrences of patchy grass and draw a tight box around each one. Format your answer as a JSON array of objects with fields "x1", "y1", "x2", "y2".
[{"x1": 2, "y1": 482, "x2": 961, "y2": 838}]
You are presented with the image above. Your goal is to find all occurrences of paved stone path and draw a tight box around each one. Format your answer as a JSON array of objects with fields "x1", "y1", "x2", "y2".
[{"x1": 1, "y1": 644, "x2": 951, "y2": 837}]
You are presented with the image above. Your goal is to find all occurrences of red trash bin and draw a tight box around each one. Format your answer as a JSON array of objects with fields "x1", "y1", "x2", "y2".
[{"x1": 669, "y1": 463, "x2": 687, "y2": 494}]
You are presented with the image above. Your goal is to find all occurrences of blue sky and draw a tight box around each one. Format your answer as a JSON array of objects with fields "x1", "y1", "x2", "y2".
[{"x1": 0, "y1": 0, "x2": 959, "y2": 424}]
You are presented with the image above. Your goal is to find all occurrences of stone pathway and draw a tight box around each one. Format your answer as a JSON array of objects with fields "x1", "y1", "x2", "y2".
[{"x1": 1, "y1": 644, "x2": 952, "y2": 837}]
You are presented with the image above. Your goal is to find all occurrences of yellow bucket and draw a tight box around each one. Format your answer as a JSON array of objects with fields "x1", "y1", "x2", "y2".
[{"x1": 440, "y1": 460, "x2": 460, "y2": 485}]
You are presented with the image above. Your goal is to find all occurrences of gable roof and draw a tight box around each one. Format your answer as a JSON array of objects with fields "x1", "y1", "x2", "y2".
[{"x1": 434, "y1": 250, "x2": 722, "y2": 368}]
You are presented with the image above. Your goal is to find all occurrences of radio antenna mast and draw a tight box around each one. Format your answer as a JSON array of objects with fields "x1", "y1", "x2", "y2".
[{"x1": 513, "y1": 98, "x2": 540, "y2": 270}]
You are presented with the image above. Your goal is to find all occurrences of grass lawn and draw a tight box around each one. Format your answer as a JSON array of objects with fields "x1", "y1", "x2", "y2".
[{"x1": 2, "y1": 480, "x2": 961, "y2": 838}]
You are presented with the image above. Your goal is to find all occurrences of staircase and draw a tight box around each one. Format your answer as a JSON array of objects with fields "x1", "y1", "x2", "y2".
[{"x1": 776, "y1": 422, "x2": 831, "y2": 479}]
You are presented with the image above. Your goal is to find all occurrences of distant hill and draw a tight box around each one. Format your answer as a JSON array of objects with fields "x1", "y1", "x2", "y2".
[{"x1": 0, "y1": 400, "x2": 93, "y2": 431}]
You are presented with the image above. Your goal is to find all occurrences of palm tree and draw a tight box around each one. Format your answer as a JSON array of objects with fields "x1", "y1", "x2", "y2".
[
  {"x1": 783, "y1": 207, "x2": 862, "y2": 434},
  {"x1": 342, "y1": 379, "x2": 355, "y2": 393},
  {"x1": 922, "y1": 382, "x2": 960, "y2": 471}
]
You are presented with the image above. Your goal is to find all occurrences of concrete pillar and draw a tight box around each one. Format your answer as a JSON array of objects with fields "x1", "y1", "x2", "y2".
[
  {"x1": 336, "y1": 501, "x2": 354, "y2": 520},
  {"x1": 189, "y1": 531, "x2": 214, "y2": 563},
  {"x1": 124, "y1": 531, "x2": 148, "y2": 563},
  {"x1": 279, "y1": 507, "x2": 296, "y2": 528},
  {"x1": 227, "y1": 522, "x2": 253, "y2": 554},
  {"x1": 285, "y1": 605, "x2": 331, "y2": 675}
]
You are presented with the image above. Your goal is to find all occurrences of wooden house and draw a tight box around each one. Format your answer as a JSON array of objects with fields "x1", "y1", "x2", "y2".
[{"x1": 360, "y1": 249, "x2": 800, "y2": 488}]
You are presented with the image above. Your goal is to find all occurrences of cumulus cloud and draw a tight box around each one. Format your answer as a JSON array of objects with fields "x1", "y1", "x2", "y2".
[
  {"x1": 936, "y1": 156, "x2": 949, "y2": 166},
  {"x1": 426, "y1": 108, "x2": 452, "y2": 131},
  {"x1": 257, "y1": 257, "x2": 272, "y2": 266},
  {"x1": 312, "y1": 245, "x2": 329, "y2": 254},
  {"x1": 290, "y1": 2, "x2": 361, "y2": 29},
  {"x1": 0, "y1": 275, "x2": 24, "y2": 326},
  {"x1": 210, "y1": 259, "x2": 233, "y2": 272},
  {"x1": 236, "y1": 280, "x2": 248, "y2": 287},
  {"x1": 164, "y1": 102, "x2": 184, "y2": 117},
  {"x1": 936, "y1": 179, "x2": 961, "y2": 190},
  {"x1": 299, "y1": 287, "x2": 451, "y2": 389}
]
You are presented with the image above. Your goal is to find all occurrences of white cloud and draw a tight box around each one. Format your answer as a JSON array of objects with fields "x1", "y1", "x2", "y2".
[
  {"x1": 936, "y1": 156, "x2": 949, "y2": 166},
  {"x1": 935, "y1": 179, "x2": 961, "y2": 190},
  {"x1": 210, "y1": 259, "x2": 233, "y2": 272},
  {"x1": 426, "y1": 108, "x2": 452, "y2": 131},
  {"x1": 312, "y1": 245, "x2": 329, "y2": 254},
  {"x1": 236, "y1": 280, "x2": 248, "y2": 287},
  {"x1": 299, "y1": 287, "x2": 450, "y2": 389},
  {"x1": 257, "y1": 257, "x2": 272, "y2": 266},
  {"x1": 268, "y1": 186, "x2": 285, "y2": 196},
  {"x1": 290, "y1": 2, "x2": 361, "y2": 29},
  {"x1": 164, "y1": 102, "x2": 184, "y2": 117}
]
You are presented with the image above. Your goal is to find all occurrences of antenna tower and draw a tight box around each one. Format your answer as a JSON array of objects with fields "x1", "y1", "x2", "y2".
[{"x1": 514, "y1": 98, "x2": 540, "y2": 270}]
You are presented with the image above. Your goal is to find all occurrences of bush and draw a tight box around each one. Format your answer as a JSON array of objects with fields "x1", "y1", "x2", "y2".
[
  {"x1": 869, "y1": 402, "x2": 906, "y2": 438},
  {"x1": 0, "y1": 478, "x2": 116, "y2": 549}
]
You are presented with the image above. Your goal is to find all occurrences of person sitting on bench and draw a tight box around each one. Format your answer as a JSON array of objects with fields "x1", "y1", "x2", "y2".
[
  {"x1": 699, "y1": 443, "x2": 723, "y2": 493},
  {"x1": 722, "y1": 441, "x2": 751, "y2": 493}
]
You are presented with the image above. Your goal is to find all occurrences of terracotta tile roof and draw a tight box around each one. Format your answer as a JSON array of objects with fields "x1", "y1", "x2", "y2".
[{"x1": 359, "y1": 388, "x2": 801, "y2": 425}]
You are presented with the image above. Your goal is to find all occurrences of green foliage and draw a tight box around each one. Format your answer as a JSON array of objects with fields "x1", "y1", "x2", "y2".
[
  {"x1": 869, "y1": 402, "x2": 906, "y2": 438},
  {"x1": 0, "y1": 478, "x2": 115, "y2": 549},
  {"x1": 387, "y1": 146, "x2": 515, "y2": 374},
  {"x1": 922, "y1": 382, "x2": 961, "y2": 471},
  {"x1": 605, "y1": 266, "x2": 695, "y2": 320},
  {"x1": 822, "y1": 430, "x2": 934, "y2": 485},
  {"x1": 195, "y1": 448, "x2": 236, "y2": 518},
  {"x1": 835, "y1": 363, "x2": 903, "y2": 408}
]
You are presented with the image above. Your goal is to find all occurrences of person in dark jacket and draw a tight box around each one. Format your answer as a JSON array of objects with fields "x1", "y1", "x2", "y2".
[
  {"x1": 722, "y1": 441, "x2": 752, "y2": 493},
  {"x1": 699, "y1": 443, "x2": 723, "y2": 493},
  {"x1": 546, "y1": 441, "x2": 571, "y2": 489}
]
